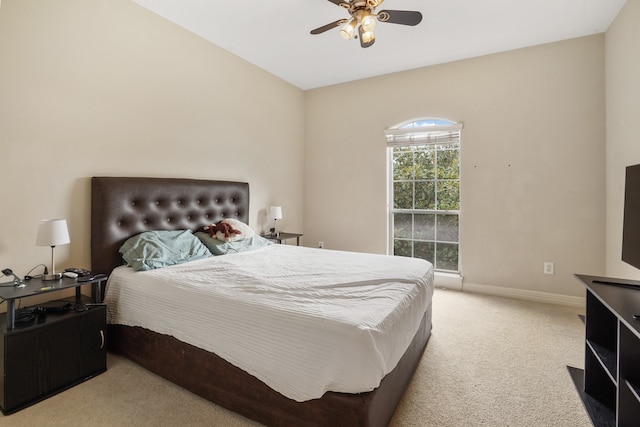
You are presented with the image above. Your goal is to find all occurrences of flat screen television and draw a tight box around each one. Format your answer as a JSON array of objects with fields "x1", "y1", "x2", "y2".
[{"x1": 622, "y1": 163, "x2": 640, "y2": 270}]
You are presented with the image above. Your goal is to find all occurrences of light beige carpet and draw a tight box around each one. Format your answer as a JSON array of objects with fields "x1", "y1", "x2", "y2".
[{"x1": 2, "y1": 289, "x2": 592, "y2": 427}]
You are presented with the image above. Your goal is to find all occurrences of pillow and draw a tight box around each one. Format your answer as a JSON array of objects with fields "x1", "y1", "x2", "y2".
[
  {"x1": 206, "y1": 218, "x2": 256, "y2": 242},
  {"x1": 119, "y1": 230, "x2": 211, "y2": 271},
  {"x1": 195, "y1": 233, "x2": 273, "y2": 255}
]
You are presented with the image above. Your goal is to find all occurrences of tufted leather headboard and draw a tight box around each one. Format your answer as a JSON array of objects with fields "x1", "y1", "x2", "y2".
[{"x1": 91, "y1": 177, "x2": 249, "y2": 275}]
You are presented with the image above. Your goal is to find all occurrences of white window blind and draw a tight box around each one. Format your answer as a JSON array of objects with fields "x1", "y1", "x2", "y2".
[{"x1": 385, "y1": 123, "x2": 463, "y2": 147}]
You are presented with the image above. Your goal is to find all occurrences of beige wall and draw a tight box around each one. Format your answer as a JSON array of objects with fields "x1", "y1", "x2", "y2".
[
  {"x1": 605, "y1": 0, "x2": 640, "y2": 279},
  {"x1": 0, "y1": 0, "x2": 304, "y2": 288},
  {"x1": 305, "y1": 35, "x2": 606, "y2": 299}
]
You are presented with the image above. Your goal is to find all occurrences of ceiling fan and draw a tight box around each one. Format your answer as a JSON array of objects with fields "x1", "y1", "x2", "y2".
[{"x1": 310, "y1": 0, "x2": 423, "y2": 48}]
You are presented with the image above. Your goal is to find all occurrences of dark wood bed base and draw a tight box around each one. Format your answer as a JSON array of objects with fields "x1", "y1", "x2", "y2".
[{"x1": 91, "y1": 176, "x2": 432, "y2": 427}]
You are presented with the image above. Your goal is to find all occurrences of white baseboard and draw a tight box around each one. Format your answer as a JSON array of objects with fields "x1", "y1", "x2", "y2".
[
  {"x1": 434, "y1": 272, "x2": 463, "y2": 290},
  {"x1": 434, "y1": 276, "x2": 585, "y2": 308},
  {"x1": 461, "y1": 282, "x2": 585, "y2": 308}
]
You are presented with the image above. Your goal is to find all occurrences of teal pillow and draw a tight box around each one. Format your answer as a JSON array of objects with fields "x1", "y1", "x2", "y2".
[
  {"x1": 195, "y1": 232, "x2": 273, "y2": 255},
  {"x1": 120, "y1": 230, "x2": 211, "y2": 271}
]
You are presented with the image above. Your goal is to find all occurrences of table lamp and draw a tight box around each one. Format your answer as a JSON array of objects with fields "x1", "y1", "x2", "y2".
[
  {"x1": 36, "y1": 219, "x2": 70, "y2": 280},
  {"x1": 270, "y1": 206, "x2": 283, "y2": 237}
]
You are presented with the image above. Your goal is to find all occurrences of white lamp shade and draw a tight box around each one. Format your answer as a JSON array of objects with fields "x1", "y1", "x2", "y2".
[
  {"x1": 270, "y1": 206, "x2": 283, "y2": 220},
  {"x1": 36, "y1": 219, "x2": 70, "y2": 246}
]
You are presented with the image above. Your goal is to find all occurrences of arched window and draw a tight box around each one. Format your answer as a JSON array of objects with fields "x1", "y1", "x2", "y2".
[{"x1": 385, "y1": 118, "x2": 462, "y2": 272}]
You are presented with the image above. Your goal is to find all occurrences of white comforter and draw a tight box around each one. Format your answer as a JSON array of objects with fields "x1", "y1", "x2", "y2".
[{"x1": 104, "y1": 244, "x2": 434, "y2": 401}]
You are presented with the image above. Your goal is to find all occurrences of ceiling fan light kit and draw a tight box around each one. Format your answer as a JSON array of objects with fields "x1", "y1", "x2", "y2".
[
  {"x1": 358, "y1": 25, "x2": 375, "y2": 47},
  {"x1": 311, "y1": 0, "x2": 422, "y2": 48},
  {"x1": 340, "y1": 19, "x2": 357, "y2": 39}
]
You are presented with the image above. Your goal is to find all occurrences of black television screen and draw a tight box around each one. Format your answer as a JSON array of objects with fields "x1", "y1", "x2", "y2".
[{"x1": 622, "y1": 163, "x2": 640, "y2": 270}]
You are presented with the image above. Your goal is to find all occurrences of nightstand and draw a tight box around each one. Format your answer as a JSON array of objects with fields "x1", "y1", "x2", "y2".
[
  {"x1": 0, "y1": 275, "x2": 108, "y2": 414},
  {"x1": 262, "y1": 232, "x2": 303, "y2": 246}
]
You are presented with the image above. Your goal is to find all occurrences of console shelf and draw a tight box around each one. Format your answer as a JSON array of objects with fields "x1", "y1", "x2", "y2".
[
  {"x1": 624, "y1": 380, "x2": 640, "y2": 402},
  {"x1": 574, "y1": 274, "x2": 640, "y2": 427},
  {"x1": 586, "y1": 340, "x2": 617, "y2": 384}
]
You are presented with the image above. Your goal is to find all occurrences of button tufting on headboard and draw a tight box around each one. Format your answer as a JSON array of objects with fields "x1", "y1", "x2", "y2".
[{"x1": 91, "y1": 177, "x2": 250, "y2": 279}]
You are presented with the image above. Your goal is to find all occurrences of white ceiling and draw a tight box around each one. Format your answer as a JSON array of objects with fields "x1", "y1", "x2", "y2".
[{"x1": 131, "y1": 0, "x2": 626, "y2": 91}]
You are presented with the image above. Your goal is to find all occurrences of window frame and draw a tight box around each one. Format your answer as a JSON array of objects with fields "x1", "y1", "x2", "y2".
[{"x1": 385, "y1": 118, "x2": 462, "y2": 273}]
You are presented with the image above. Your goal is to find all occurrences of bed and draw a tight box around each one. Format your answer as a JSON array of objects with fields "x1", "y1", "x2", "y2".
[{"x1": 90, "y1": 176, "x2": 433, "y2": 427}]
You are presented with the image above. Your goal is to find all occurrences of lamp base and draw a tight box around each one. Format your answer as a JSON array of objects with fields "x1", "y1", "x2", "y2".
[{"x1": 42, "y1": 273, "x2": 62, "y2": 281}]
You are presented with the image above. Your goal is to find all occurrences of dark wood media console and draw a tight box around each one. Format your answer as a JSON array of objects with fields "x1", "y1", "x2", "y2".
[{"x1": 573, "y1": 274, "x2": 640, "y2": 427}]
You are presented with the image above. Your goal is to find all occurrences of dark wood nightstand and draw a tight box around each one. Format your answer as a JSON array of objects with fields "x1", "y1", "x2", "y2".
[
  {"x1": 0, "y1": 275, "x2": 108, "y2": 414},
  {"x1": 262, "y1": 232, "x2": 303, "y2": 246}
]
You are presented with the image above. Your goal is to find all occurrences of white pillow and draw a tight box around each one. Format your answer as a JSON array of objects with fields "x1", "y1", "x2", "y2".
[{"x1": 216, "y1": 218, "x2": 255, "y2": 242}]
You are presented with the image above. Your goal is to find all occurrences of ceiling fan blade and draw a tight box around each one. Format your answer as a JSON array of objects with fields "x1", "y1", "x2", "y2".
[
  {"x1": 377, "y1": 10, "x2": 423, "y2": 26},
  {"x1": 310, "y1": 19, "x2": 348, "y2": 35}
]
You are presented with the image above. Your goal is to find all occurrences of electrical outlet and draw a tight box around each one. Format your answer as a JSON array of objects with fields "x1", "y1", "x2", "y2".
[
  {"x1": 544, "y1": 262, "x2": 554, "y2": 275},
  {"x1": 318, "y1": 241, "x2": 324, "y2": 249}
]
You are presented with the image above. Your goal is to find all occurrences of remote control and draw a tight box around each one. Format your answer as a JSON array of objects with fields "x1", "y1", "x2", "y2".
[{"x1": 64, "y1": 267, "x2": 92, "y2": 277}]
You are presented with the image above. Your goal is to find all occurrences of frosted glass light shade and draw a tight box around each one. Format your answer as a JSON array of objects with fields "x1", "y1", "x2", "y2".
[
  {"x1": 340, "y1": 20, "x2": 356, "y2": 40},
  {"x1": 361, "y1": 14, "x2": 377, "y2": 32}
]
